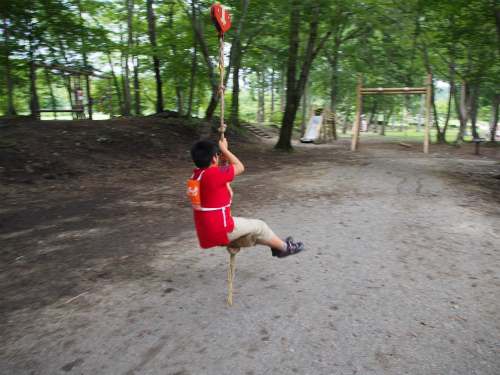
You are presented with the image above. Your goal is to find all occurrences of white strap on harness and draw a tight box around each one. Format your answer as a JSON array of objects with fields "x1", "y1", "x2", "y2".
[
  {"x1": 191, "y1": 170, "x2": 205, "y2": 181},
  {"x1": 193, "y1": 170, "x2": 232, "y2": 227}
]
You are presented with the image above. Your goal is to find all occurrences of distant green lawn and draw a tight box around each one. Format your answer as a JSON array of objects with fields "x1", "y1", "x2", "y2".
[
  {"x1": 289, "y1": 124, "x2": 487, "y2": 144},
  {"x1": 257, "y1": 118, "x2": 493, "y2": 144},
  {"x1": 339, "y1": 127, "x2": 464, "y2": 144},
  {"x1": 345, "y1": 126, "x2": 491, "y2": 144}
]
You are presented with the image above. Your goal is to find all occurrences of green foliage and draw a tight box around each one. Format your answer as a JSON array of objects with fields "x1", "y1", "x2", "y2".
[{"x1": 0, "y1": 0, "x2": 498, "y2": 138}]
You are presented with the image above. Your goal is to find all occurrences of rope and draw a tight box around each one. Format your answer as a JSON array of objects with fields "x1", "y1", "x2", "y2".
[
  {"x1": 216, "y1": 32, "x2": 236, "y2": 307},
  {"x1": 218, "y1": 35, "x2": 227, "y2": 140},
  {"x1": 227, "y1": 246, "x2": 240, "y2": 307}
]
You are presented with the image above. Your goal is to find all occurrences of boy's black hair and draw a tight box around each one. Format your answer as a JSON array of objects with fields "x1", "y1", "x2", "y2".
[{"x1": 190, "y1": 139, "x2": 218, "y2": 168}]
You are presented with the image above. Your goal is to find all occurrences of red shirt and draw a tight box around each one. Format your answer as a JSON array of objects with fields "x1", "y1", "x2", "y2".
[{"x1": 192, "y1": 165, "x2": 234, "y2": 248}]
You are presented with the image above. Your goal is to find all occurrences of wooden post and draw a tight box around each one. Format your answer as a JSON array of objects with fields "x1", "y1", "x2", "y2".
[
  {"x1": 424, "y1": 74, "x2": 432, "y2": 153},
  {"x1": 351, "y1": 77, "x2": 362, "y2": 151}
]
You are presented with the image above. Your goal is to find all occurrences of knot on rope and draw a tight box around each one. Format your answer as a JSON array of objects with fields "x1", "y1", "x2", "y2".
[
  {"x1": 227, "y1": 246, "x2": 240, "y2": 257},
  {"x1": 218, "y1": 123, "x2": 227, "y2": 134},
  {"x1": 218, "y1": 85, "x2": 225, "y2": 97}
]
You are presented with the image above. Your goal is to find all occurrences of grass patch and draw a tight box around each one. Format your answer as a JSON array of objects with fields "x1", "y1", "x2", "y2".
[{"x1": 343, "y1": 126, "x2": 469, "y2": 144}]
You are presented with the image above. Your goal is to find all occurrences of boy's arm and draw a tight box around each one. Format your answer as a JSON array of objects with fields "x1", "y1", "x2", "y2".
[{"x1": 219, "y1": 138, "x2": 244, "y2": 176}]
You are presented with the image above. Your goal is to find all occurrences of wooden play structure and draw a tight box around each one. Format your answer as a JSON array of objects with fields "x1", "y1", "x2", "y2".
[
  {"x1": 300, "y1": 106, "x2": 336, "y2": 143},
  {"x1": 351, "y1": 74, "x2": 433, "y2": 153},
  {"x1": 33, "y1": 63, "x2": 113, "y2": 120}
]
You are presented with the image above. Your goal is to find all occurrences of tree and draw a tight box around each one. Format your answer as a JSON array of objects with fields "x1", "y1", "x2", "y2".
[
  {"x1": 227, "y1": 0, "x2": 252, "y2": 126},
  {"x1": 275, "y1": 2, "x2": 332, "y2": 151},
  {"x1": 324, "y1": 1, "x2": 371, "y2": 121},
  {"x1": 121, "y1": 0, "x2": 133, "y2": 117},
  {"x1": 1, "y1": 10, "x2": 17, "y2": 115},
  {"x1": 489, "y1": 93, "x2": 499, "y2": 142},
  {"x1": 494, "y1": 0, "x2": 500, "y2": 56},
  {"x1": 420, "y1": 0, "x2": 499, "y2": 146},
  {"x1": 146, "y1": 0, "x2": 163, "y2": 113},
  {"x1": 179, "y1": 0, "x2": 226, "y2": 123}
]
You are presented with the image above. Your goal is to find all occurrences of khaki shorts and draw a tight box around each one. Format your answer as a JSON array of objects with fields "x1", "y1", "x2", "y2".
[{"x1": 227, "y1": 217, "x2": 275, "y2": 245}]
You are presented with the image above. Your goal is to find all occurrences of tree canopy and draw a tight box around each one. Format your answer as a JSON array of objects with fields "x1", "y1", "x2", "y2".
[{"x1": 1, "y1": 0, "x2": 499, "y2": 148}]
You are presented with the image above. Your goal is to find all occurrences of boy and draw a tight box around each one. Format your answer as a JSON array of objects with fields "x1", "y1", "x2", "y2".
[{"x1": 189, "y1": 138, "x2": 303, "y2": 258}]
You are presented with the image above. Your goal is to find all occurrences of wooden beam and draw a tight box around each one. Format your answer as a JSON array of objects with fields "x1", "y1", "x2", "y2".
[
  {"x1": 361, "y1": 87, "x2": 426, "y2": 92},
  {"x1": 360, "y1": 91, "x2": 426, "y2": 95},
  {"x1": 34, "y1": 63, "x2": 112, "y2": 79},
  {"x1": 36, "y1": 109, "x2": 84, "y2": 112}
]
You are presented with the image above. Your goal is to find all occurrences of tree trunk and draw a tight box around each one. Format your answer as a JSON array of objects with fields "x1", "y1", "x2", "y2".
[
  {"x1": 186, "y1": 0, "x2": 220, "y2": 123},
  {"x1": 391, "y1": 107, "x2": 397, "y2": 130},
  {"x1": 494, "y1": 0, "x2": 500, "y2": 57},
  {"x1": 452, "y1": 77, "x2": 470, "y2": 147},
  {"x1": 381, "y1": 102, "x2": 388, "y2": 136},
  {"x1": 2, "y1": 13, "x2": 16, "y2": 116},
  {"x1": 85, "y1": 75, "x2": 92, "y2": 120},
  {"x1": 28, "y1": 28, "x2": 39, "y2": 118},
  {"x1": 275, "y1": 7, "x2": 331, "y2": 150},
  {"x1": 176, "y1": 84, "x2": 185, "y2": 116},
  {"x1": 438, "y1": 86, "x2": 452, "y2": 144},
  {"x1": 417, "y1": 93, "x2": 424, "y2": 132},
  {"x1": 196, "y1": 80, "x2": 201, "y2": 115},
  {"x1": 368, "y1": 100, "x2": 377, "y2": 132},
  {"x1": 420, "y1": 40, "x2": 441, "y2": 139},
  {"x1": 342, "y1": 89, "x2": 351, "y2": 134},
  {"x1": 281, "y1": 66, "x2": 285, "y2": 112},
  {"x1": 258, "y1": 70, "x2": 265, "y2": 123},
  {"x1": 122, "y1": 0, "x2": 133, "y2": 117},
  {"x1": 147, "y1": 0, "x2": 163, "y2": 113},
  {"x1": 133, "y1": 53, "x2": 141, "y2": 116},
  {"x1": 271, "y1": 69, "x2": 275, "y2": 115},
  {"x1": 489, "y1": 93, "x2": 500, "y2": 142},
  {"x1": 470, "y1": 84, "x2": 480, "y2": 139},
  {"x1": 275, "y1": 8, "x2": 301, "y2": 151},
  {"x1": 44, "y1": 69, "x2": 57, "y2": 119},
  {"x1": 77, "y1": 1, "x2": 93, "y2": 120},
  {"x1": 431, "y1": 80, "x2": 439, "y2": 134},
  {"x1": 58, "y1": 41, "x2": 75, "y2": 111},
  {"x1": 187, "y1": 42, "x2": 197, "y2": 119},
  {"x1": 329, "y1": 46, "x2": 339, "y2": 116},
  {"x1": 400, "y1": 95, "x2": 406, "y2": 132},
  {"x1": 301, "y1": 88, "x2": 307, "y2": 136},
  {"x1": 229, "y1": 42, "x2": 241, "y2": 125},
  {"x1": 29, "y1": 62, "x2": 39, "y2": 117},
  {"x1": 107, "y1": 53, "x2": 123, "y2": 114},
  {"x1": 331, "y1": 109, "x2": 338, "y2": 140},
  {"x1": 225, "y1": 0, "x2": 250, "y2": 126}
]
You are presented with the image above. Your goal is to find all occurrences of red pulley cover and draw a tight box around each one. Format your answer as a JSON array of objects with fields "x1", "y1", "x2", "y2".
[{"x1": 210, "y1": 4, "x2": 231, "y2": 36}]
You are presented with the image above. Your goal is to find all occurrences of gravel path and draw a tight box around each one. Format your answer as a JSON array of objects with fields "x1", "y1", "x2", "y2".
[{"x1": 1, "y1": 146, "x2": 499, "y2": 375}]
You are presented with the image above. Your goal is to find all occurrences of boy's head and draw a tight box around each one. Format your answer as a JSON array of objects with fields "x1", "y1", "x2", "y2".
[{"x1": 190, "y1": 139, "x2": 218, "y2": 168}]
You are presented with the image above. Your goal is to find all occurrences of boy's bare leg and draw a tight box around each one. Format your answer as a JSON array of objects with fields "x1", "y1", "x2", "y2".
[{"x1": 263, "y1": 234, "x2": 284, "y2": 249}]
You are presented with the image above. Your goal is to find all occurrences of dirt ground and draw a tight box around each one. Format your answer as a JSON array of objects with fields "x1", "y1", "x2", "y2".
[{"x1": 1, "y1": 117, "x2": 499, "y2": 375}]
